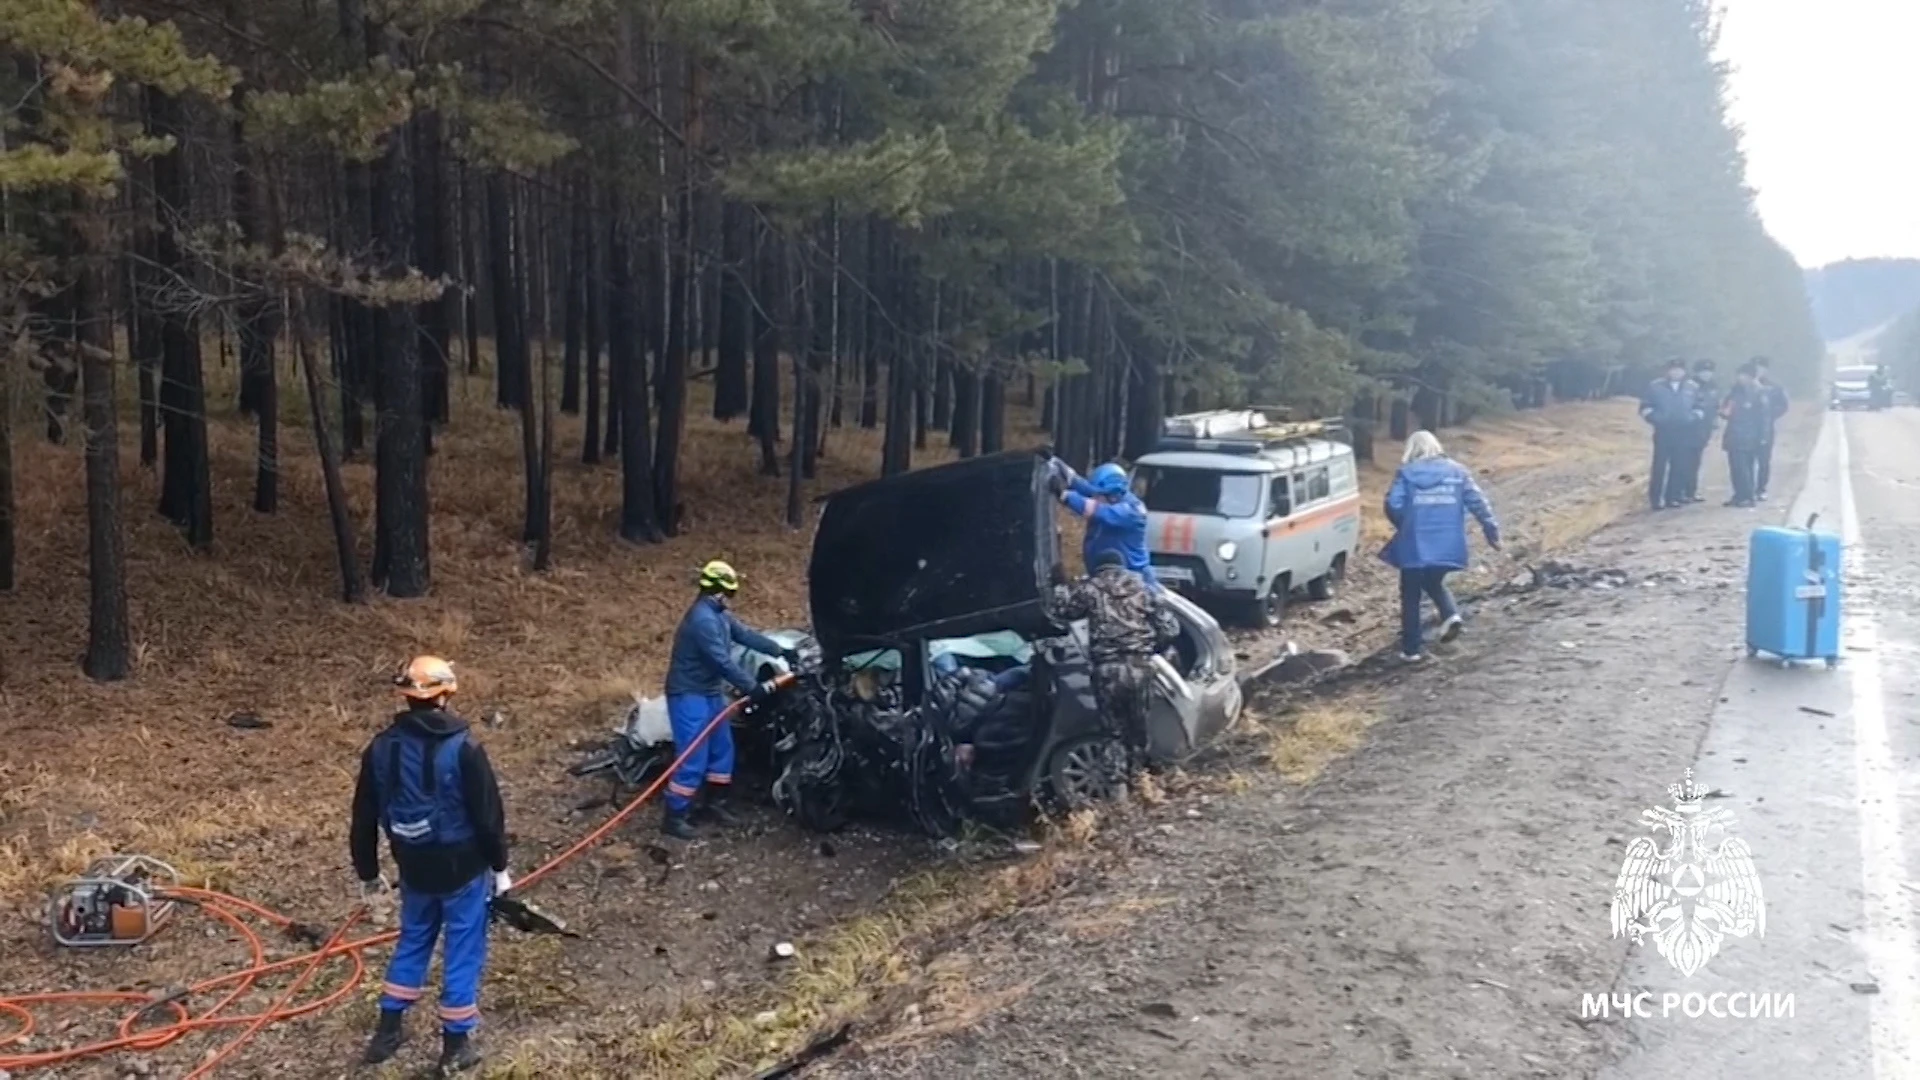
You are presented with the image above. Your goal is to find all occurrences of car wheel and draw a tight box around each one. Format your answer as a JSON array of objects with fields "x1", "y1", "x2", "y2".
[
  {"x1": 1307, "y1": 556, "x2": 1344, "y2": 602},
  {"x1": 1260, "y1": 582, "x2": 1289, "y2": 627},
  {"x1": 1046, "y1": 736, "x2": 1129, "y2": 811}
]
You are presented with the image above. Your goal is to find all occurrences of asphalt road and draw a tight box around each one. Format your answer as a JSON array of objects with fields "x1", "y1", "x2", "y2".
[{"x1": 1598, "y1": 404, "x2": 1920, "y2": 1080}]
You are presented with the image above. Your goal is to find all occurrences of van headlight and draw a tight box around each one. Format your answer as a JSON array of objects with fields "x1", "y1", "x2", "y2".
[{"x1": 1216, "y1": 540, "x2": 1238, "y2": 562}]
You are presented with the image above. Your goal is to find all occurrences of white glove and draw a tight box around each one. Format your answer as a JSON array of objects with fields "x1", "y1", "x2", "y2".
[
  {"x1": 493, "y1": 870, "x2": 513, "y2": 895},
  {"x1": 358, "y1": 875, "x2": 389, "y2": 901}
]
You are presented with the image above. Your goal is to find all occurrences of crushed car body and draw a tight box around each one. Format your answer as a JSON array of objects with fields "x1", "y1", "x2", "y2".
[{"x1": 575, "y1": 451, "x2": 1242, "y2": 837}]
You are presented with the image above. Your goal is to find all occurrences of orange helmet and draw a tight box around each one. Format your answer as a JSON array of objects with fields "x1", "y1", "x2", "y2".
[{"x1": 395, "y1": 655, "x2": 457, "y2": 701}]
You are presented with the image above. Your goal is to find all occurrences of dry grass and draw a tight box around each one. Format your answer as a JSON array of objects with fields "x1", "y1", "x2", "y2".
[{"x1": 1260, "y1": 696, "x2": 1385, "y2": 786}]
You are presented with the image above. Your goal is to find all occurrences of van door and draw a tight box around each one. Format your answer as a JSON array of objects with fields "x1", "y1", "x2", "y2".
[{"x1": 1258, "y1": 476, "x2": 1291, "y2": 594}]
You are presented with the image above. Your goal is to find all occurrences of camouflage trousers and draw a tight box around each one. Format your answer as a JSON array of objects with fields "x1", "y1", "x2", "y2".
[{"x1": 1090, "y1": 658, "x2": 1152, "y2": 756}]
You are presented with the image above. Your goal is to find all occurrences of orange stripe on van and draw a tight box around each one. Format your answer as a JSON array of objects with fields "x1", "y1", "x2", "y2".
[
  {"x1": 1155, "y1": 514, "x2": 1199, "y2": 554},
  {"x1": 1265, "y1": 495, "x2": 1361, "y2": 538}
]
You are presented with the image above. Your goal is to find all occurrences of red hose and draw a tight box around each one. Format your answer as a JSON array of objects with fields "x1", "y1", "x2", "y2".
[{"x1": 0, "y1": 680, "x2": 785, "y2": 1075}]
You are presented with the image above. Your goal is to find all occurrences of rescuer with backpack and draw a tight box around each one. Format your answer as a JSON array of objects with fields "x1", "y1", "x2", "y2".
[{"x1": 351, "y1": 655, "x2": 510, "y2": 1073}]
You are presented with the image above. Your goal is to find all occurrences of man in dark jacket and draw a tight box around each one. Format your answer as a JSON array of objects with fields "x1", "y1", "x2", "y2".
[
  {"x1": 1752, "y1": 356, "x2": 1789, "y2": 501},
  {"x1": 351, "y1": 655, "x2": 509, "y2": 1073},
  {"x1": 1639, "y1": 360, "x2": 1703, "y2": 511},
  {"x1": 1677, "y1": 359, "x2": 1718, "y2": 503},
  {"x1": 1721, "y1": 364, "x2": 1770, "y2": 508},
  {"x1": 661, "y1": 560, "x2": 795, "y2": 840},
  {"x1": 1049, "y1": 551, "x2": 1179, "y2": 765}
]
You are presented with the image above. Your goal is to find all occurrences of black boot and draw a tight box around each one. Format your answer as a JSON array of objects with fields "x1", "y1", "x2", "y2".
[
  {"x1": 438, "y1": 1030, "x2": 482, "y2": 1074},
  {"x1": 361, "y1": 1008, "x2": 406, "y2": 1065},
  {"x1": 662, "y1": 806, "x2": 697, "y2": 840},
  {"x1": 691, "y1": 786, "x2": 743, "y2": 828}
]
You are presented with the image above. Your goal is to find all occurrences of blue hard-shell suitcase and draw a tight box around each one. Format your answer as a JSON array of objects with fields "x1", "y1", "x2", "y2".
[{"x1": 1745, "y1": 515, "x2": 1843, "y2": 667}]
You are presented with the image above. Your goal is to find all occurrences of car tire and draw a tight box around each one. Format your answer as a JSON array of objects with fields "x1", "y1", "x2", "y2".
[
  {"x1": 1045, "y1": 736, "x2": 1129, "y2": 811},
  {"x1": 1259, "y1": 581, "x2": 1289, "y2": 628},
  {"x1": 1307, "y1": 556, "x2": 1344, "y2": 603}
]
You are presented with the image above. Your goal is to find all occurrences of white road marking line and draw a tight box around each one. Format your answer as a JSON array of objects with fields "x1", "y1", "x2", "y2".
[{"x1": 1838, "y1": 417, "x2": 1920, "y2": 1080}]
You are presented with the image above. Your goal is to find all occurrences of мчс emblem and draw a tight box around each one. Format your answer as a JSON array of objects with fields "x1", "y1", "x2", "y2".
[{"x1": 1610, "y1": 769, "x2": 1765, "y2": 977}]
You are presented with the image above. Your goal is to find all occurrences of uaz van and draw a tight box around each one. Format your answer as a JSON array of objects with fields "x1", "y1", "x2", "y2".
[{"x1": 1135, "y1": 410, "x2": 1362, "y2": 628}]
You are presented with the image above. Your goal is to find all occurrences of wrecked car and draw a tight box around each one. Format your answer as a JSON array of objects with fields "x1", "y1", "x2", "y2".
[
  {"x1": 757, "y1": 451, "x2": 1240, "y2": 834},
  {"x1": 573, "y1": 451, "x2": 1241, "y2": 837}
]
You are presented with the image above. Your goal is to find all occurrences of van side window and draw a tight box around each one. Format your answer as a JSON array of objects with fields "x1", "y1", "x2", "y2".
[
  {"x1": 1330, "y1": 456, "x2": 1355, "y2": 495},
  {"x1": 1269, "y1": 477, "x2": 1291, "y2": 518},
  {"x1": 1308, "y1": 467, "x2": 1331, "y2": 502}
]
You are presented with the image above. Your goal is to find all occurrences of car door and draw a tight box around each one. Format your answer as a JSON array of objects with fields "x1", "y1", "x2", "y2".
[{"x1": 1140, "y1": 590, "x2": 1241, "y2": 761}]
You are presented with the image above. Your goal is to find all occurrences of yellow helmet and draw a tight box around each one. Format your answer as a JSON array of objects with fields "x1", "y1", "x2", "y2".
[
  {"x1": 697, "y1": 560, "x2": 741, "y2": 594},
  {"x1": 395, "y1": 655, "x2": 457, "y2": 701}
]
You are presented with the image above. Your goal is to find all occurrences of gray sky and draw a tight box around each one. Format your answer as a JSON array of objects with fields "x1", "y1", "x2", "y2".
[{"x1": 1717, "y1": 0, "x2": 1920, "y2": 268}]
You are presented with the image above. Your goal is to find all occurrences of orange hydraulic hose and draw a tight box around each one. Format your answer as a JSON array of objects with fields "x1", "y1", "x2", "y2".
[
  {"x1": 0, "y1": 679, "x2": 787, "y2": 1076},
  {"x1": 182, "y1": 906, "x2": 366, "y2": 1080}
]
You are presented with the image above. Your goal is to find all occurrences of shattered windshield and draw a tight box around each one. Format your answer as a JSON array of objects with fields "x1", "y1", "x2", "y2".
[{"x1": 1137, "y1": 467, "x2": 1265, "y2": 518}]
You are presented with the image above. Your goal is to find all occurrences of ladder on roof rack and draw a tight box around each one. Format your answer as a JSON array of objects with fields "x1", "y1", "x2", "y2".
[{"x1": 1156, "y1": 409, "x2": 1351, "y2": 454}]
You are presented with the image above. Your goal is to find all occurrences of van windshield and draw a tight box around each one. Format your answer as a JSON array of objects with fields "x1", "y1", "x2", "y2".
[
  {"x1": 1835, "y1": 367, "x2": 1874, "y2": 385},
  {"x1": 1137, "y1": 466, "x2": 1265, "y2": 518}
]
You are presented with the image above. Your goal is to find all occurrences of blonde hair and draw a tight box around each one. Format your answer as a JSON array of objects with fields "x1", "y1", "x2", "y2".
[{"x1": 1402, "y1": 430, "x2": 1445, "y2": 464}]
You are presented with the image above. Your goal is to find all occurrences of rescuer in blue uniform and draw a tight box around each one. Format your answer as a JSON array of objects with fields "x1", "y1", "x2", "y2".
[
  {"x1": 1050, "y1": 460, "x2": 1158, "y2": 589},
  {"x1": 351, "y1": 655, "x2": 509, "y2": 1073},
  {"x1": 662, "y1": 560, "x2": 795, "y2": 840}
]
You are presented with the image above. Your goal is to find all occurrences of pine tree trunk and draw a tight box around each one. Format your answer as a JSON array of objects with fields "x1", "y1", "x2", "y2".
[
  {"x1": 1122, "y1": 340, "x2": 1165, "y2": 461},
  {"x1": 372, "y1": 100, "x2": 430, "y2": 598},
  {"x1": 981, "y1": 373, "x2": 1005, "y2": 453},
  {"x1": 611, "y1": 209, "x2": 662, "y2": 541},
  {"x1": 651, "y1": 187, "x2": 693, "y2": 533},
  {"x1": 487, "y1": 173, "x2": 526, "y2": 410},
  {"x1": 932, "y1": 358, "x2": 953, "y2": 432},
  {"x1": 583, "y1": 187, "x2": 605, "y2": 465},
  {"x1": 561, "y1": 178, "x2": 586, "y2": 415},
  {"x1": 129, "y1": 172, "x2": 160, "y2": 467},
  {"x1": 233, "y1": 114, "x2": 279, "y2": 514},
  {"x1": 150, "y1": 90, "x2": 212, "y2": 550},
  {"x1": 603, "y1": 218, "x2": 624, "y2": 459},
  {"x1": 713, "y1": 201, "x2": 750, "y2": 420},
  {"x1": 860, "y1": 216, "x2": 883, "y2": 429},
  {"x1": 749, "y1": 222, "x2": 782, "y2": 476},
  {"x1": 76, "y1": 207, "x2": 130, "y2": 681},
  {"x1": 951, "y1": 366, "x2": 979, "y2": 457},
  {"x1": 293, "y1": 294, "x2": 365, "y2": 602},
  {"x1": 459, "y1": 163, "x2": 481, "y2": 376},
  {"x1": 785, "y1": 241, "x2": 809, "y2": 527},
  {"x1": 415, "y1": 110, "x2": 451, "y2": 427},
  {"x1": 520, "y1": 185, "x2": 550, "y2": 552},
  {"x1": 881, "y1": 273, "x2": 914, "y2": 476}
]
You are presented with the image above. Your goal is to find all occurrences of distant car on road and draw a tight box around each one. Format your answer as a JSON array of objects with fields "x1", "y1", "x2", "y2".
[{"x1": 1830, "y1": 365, "x2": 1885, "y2": 410}]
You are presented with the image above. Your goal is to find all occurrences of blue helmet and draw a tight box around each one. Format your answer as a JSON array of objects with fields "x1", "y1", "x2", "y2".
[{"x1": 1091, "y1": 463, "x2": 1130, "y2": 498}]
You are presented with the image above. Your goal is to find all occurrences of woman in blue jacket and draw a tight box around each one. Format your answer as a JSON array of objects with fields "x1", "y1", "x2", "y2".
[{"x1": 1381, "y1": 431, "x2": 1500, "y2": 662}]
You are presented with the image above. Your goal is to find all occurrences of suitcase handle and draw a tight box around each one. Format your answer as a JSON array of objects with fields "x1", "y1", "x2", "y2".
[{"x1": 1804, "y1": 513, "x2": 1819, "y2": 531}]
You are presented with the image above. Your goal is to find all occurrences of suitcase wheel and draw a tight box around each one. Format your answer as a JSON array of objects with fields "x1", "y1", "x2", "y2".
[{"x1": 1826, "y1": 657, "x2": 1840, "y2": 670}]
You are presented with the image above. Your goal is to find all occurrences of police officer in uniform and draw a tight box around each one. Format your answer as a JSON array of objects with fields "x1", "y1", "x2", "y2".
[
  {"x1": 351, "y1": 655, "x2": 510, "y2": 1073},
  {"x1": 1048, "y1": 551, "x2": 1180, "y2": 766}
]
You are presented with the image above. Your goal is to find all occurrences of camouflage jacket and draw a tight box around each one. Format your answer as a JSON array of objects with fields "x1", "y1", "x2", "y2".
[{"x1": 1049, "y1": 566, "x2": 1179, "y2": 665}]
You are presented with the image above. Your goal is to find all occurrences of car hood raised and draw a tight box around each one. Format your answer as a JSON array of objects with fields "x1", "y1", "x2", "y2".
[{"x1": 809, "y1": 452, "x2": 1062, "y2": 657}]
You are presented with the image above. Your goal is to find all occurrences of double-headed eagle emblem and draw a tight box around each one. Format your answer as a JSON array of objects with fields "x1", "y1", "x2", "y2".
[{"x1": 1610, "y1": 769, "x2": 1765, "y2": 977}]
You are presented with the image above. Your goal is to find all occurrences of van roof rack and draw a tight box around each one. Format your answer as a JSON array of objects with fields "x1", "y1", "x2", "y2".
[{"x1": 1156, "y1": 409, "x2": 1350, "y2": 455}]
